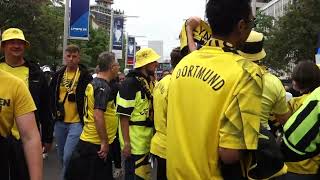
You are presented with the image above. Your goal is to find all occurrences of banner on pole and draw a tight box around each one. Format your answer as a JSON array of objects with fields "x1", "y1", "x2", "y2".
[
  {"x1": 112, "y1": 16, "x2": 124, "y2": 50},
  {"x1": 69, "y1": 0, "x2": 90, "y2": 40},
  {"x1": 127, "y1": 36, "x2": 135, "y2": 65}
]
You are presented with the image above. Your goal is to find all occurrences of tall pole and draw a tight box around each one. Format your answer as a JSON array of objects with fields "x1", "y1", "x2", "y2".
[
  {"x1": 252, "y1": 0, "x2": 257, "y2": 16},
  {"x1": 109, "y1": 9, "x2": 114, "y2": 52},
  {"x1": 124, "y1": 32, "x2": 128, "y2": 68},
  {"x1": 63, "y1": 0, "x2": 70, "y2": 64}
]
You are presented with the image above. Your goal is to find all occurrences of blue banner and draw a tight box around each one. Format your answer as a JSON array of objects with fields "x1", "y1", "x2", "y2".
[
  {"x1": 69, "y1": 0, "x2": 90, "y2": 40},
  {"x1": 112, "y1": 16, "x2": 124, "y2": 50},
  {"x1": 127, "y1": 36, "x2": 135, "y2": 58}
]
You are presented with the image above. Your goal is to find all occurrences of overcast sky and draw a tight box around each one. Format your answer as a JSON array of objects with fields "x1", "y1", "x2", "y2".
[{"x1": 91, "y1": 0, "x2": 206, "y2": 59}]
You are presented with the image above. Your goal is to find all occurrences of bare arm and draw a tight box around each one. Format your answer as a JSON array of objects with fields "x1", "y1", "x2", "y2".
[
  {"x1": 275, "y1": 111, "x2": 291, "y2": 124},
  {"x1": 94, "y1": 109, "x2": 108, "y2": 159},
  {"x1": 16, "y1": 112, "x2": 43, "y2": 180},
  {"x1": 218, "y1": 147, "x2": 241, "y2": 164},
  {"x1": 120, "y1": 115, "x2": 131, "y2": 157},
  {"x1": 186, "y1": 16, "x2": 201, "y2": 52}
]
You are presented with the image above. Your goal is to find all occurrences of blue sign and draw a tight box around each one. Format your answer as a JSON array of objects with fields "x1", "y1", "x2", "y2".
[
  {"x1": 112, "y1": 16, "x2": 124, "y2": 50},
  {"x1": 69, "y1": 0, "x2": 90, "y2": 40},
  {"x1": 127, "y1": 36, "x2": 135, "y2": 58}
]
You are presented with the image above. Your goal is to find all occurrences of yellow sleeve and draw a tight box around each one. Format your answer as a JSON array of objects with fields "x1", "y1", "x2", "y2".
[
  {"x1": 272, "y1": 81, "x2": 289, "y2": 115},
  {"x1": 219, "y1": 62, "x2": 262, "y2": 150},
  {"x1": 14, "y1": 81, "x2": 36, "y2": 117}
]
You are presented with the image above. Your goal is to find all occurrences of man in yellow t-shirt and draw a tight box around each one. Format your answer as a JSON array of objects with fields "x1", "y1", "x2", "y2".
[
  {"x1": 0, "y1": 69, "x2": 42, "y2": 180},
  {"x1": 237, "y1": 31, "x2": 290, "y2": 128},
  {"x1": 49, "y1": 44, "x2": 92, "y2": 179},
  {"x1": 66, "y1": 52, "x2": 120, "y2": 180},
  {"x1": 150, "y1": 47, "x2": 182, "y2": 180},
  {"x1": 166, "y1": 1, "x2": 262, "y2": 179},
  {"x1": 237, "y1": 31, "x2": 289, "y2": 179},
  {"x1": 0, "y1": 27, "x2": 53, "y2": 180}
]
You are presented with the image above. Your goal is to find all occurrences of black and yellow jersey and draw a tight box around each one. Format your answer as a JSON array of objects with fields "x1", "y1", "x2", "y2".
[
  {"x1": 80, "y1": 78, "x2": 118, "y2": 145},
  {"x1": 167, "y1": 38, "x2": 263, "y2": 180},
  {"x1": 0, "y1": 70, "x2": 36, "y2": 137},
  {"x1": 116, "y1": 70, "x2": 154, "y2": 155}
]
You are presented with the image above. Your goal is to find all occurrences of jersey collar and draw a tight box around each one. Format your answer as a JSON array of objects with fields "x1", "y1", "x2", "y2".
[{"x1": 205, "y1": 38, "x2": 238, "y2": 54}]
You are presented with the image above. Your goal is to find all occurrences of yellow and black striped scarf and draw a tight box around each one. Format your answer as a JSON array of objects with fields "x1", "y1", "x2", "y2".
[{"x1": 179, "y1": 19, "x2": 212, "y2": 54}]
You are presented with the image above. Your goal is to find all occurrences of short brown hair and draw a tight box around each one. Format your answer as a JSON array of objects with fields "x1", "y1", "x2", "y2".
[
  {"x1": 292, "y1": 61, "x2": 320, "y2": 92},
  {"x1": 98, "y1": 51, "x2": 115, "y2": 72},
  {"x1": 65, "y1": 44, "x2": 80, "y2": 53},
  {"x1": 170, "y1": 47, "x2": 182, "y2": 68}
]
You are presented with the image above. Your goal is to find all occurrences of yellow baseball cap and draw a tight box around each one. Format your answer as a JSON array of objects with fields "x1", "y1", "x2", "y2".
[
  {"x1": 237, "y1": 31, "x2": 266, "y2": 61},
  {"x1": 134, "y1": 48, "x2": 160, "y2": 68},
  {"x1": 1, "y1": 28, "x2": 30, "y2": 47}
]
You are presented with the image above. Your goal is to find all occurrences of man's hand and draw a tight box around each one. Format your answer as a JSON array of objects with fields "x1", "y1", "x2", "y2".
[
  {"x1": 43, "y1": 143, "x2": 52, "y2": 153},
  {"x1": 186, "y1": 16, "x2": 201, "y2": 31},
  {"x1": 123, "y1": 142, "x2": 131, "y2": 158},
  {"x1": 97, "y1": 142, "x2": 109, "y2": 160}
]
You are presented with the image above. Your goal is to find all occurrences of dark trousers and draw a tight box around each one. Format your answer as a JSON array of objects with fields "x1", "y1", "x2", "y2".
[
  {"x1": 110, "y1": 133, "x2": 121, "y2": 168},
  {"x1": 125, "y1": 154, "x2": 151, "y2": 180},
  {"x1": 66, "y1": 140, "x2": 113, "y2": 180},
  {"x1": 0, "y1": 136, "x2": 10, "y2": 179},
  {"x1": 152, "y1": 154, "x2": 167, "y2": 180},
  {"x1": 280, "y1": 172, "x2": 320, "y2": 180},
  {"x1": 8, "y1": 136, "x2": 29, "y2": 180}
]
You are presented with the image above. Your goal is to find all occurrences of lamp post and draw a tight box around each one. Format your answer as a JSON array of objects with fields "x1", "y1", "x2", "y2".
[{"x1": 62, "y1": 0, "x2": 70, "y2": 63}]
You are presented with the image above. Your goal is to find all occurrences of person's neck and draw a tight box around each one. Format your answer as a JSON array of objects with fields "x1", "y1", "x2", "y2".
[
  {"x1": 139, "y1": 68, "x2": 148, "y2": 78},
  {"x1": 66, "y1": 65, "x2": 78, "y2": 72},
  {"x1": 97, "y1": 71, "x2": 112, "y2": 82},
  {"x1": 5, "y1": 56, "x2": 25, "y2": 67},
  {"x1": 212, "y1": 35, "x2": 236, "y2": 47}
]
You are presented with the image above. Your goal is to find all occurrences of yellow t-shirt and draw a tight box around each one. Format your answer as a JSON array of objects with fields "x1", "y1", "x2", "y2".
[
  {"x1": 80, "y1": 79, "x2": 118, "y2": 145},
  {"x1": 0, "y1": 70, "x2": 36, "y2": 137},
  {"x1": 260, "y1": 71, "x2": 289, "y2": 129},
  {"x1": 150, "y1": 74, "x2": 171, "y2": 159},
  {"x1": 59, "y1": 69, "x2": 80, "y2": 123},
  {"x1": 0, "y1": 62, "x2": 29, "y2": 139},
  {"x1": 286, "y1": 93, "x2": 320, "y2": 174},
  {"x1": 167, "y1": 38, "x2": 263, "y2": 180}
]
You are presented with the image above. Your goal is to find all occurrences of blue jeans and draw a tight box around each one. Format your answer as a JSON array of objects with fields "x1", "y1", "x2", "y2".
[{"x1": 54, "y1": 121, "x2": 83, "y2": 180}]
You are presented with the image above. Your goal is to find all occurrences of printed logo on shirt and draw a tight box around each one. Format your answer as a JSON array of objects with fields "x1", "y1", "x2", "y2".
[
  {"x1": 0, "y1": 98, "x2": 11, "y2": 112},
  {"x1": 175, "y1": 65, "x2": 225, "y2": 91}
]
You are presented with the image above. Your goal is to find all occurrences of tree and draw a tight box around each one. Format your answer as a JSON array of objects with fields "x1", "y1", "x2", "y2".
[
  {"x1": 0, "y1": 0, "x2": 64, "y2": 66},
  {"x1": 70, "y1": 27, "x2": 109, "y2": 68},
  {"x1": 259, "y1": 0, "x2": 320, "y2": 71},
  {"x1": 255, "y1": 11, "x2": 275, "y2": 37}
]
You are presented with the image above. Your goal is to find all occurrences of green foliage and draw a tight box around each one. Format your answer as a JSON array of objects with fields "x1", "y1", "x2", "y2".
[
  {"x1": 70, "y1": 27, "x2": 109, "y2": 68},
  {"x1": 0, "y1": 0, "x2": 64, "y2": 66},
  {"x1": 255, "y1": 11, "x2": 275, "y2": 37},
  {"x1": 256, "y1": 0, "x2": 320, "y2": 71},
  {"x1": 0, "y1": 0, "x2": 111, "y2": 69}
]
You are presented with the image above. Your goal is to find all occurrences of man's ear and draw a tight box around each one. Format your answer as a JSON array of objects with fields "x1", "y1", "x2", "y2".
[{"x1": 237, "y1": 19, "x2": 247, "y2": 34}]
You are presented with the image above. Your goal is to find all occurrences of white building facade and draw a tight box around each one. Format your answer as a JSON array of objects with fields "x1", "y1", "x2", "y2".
[{"x1": 148, "y1": 40, "x2": 164, "y2": 63}]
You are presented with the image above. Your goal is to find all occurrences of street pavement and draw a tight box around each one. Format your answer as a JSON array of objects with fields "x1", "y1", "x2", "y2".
[
  {"x1": 43, "y1": 142, "x2": 154, "y2": 180},
  {"x1": 44, "y1": 143, "x2": 61, "y2": 180}
]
